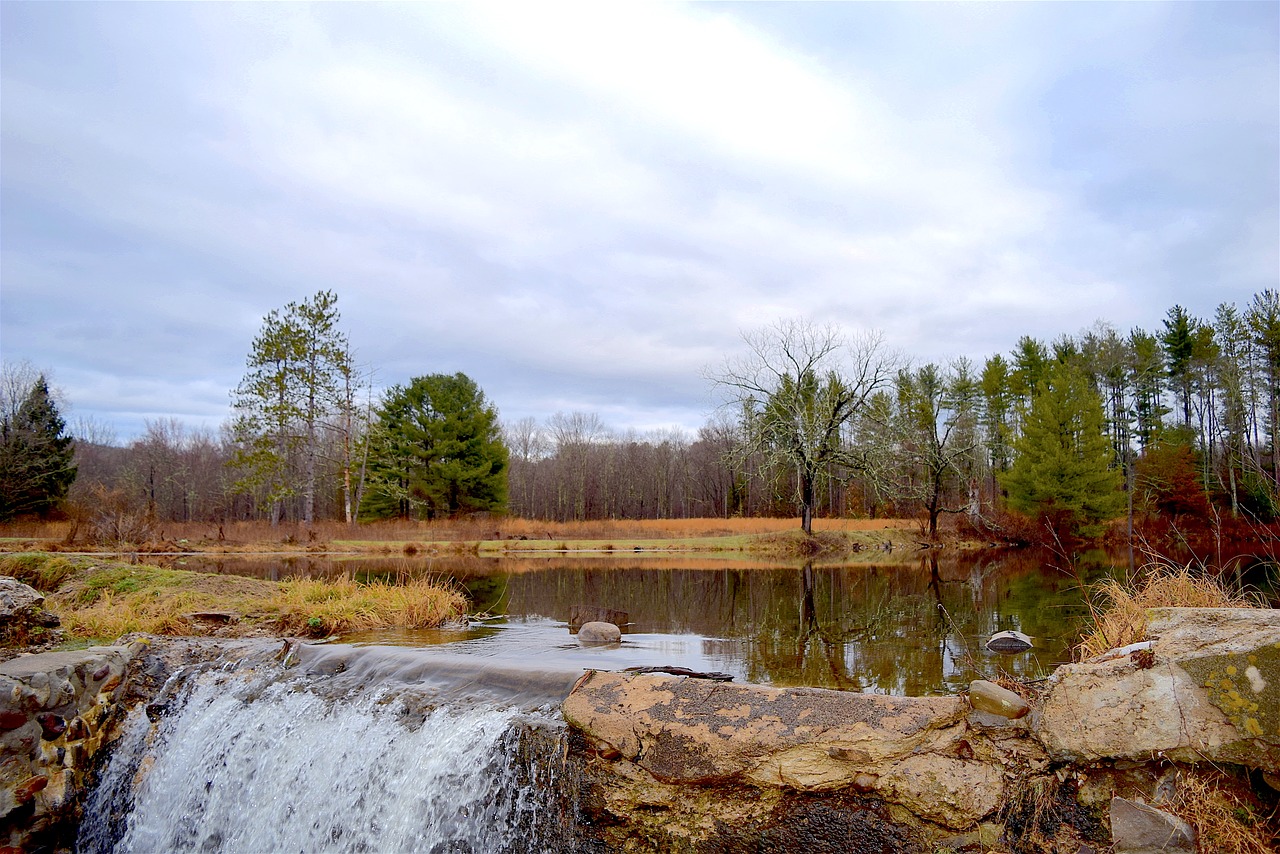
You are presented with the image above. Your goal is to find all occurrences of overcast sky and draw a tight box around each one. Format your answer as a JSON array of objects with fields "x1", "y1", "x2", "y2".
[{"x1": 2, "y1": 2, "x2": 1277, "y2": 443}]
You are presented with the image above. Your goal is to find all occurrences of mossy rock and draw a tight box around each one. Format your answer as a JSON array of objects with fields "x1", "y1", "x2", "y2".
[{"x1": 1181, "y1": 641, "x2": 1280, "y2": 742}]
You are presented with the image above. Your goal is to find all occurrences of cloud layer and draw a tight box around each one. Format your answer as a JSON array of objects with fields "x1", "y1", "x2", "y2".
[{"x1": 2, "y1": 3, "x2": 1276, "y2": 439}]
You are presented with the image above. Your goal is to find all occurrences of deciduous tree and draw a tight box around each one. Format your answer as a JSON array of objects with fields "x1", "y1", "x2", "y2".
[{"x1": 711, "y1": 319, "x2": 894, "y2": 535}]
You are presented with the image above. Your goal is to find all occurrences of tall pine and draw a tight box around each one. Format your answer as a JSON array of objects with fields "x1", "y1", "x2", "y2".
[
  {"x1": 230, "y1": 290, "x2": 351, "y2": 524},
  {"x1": 0, "y1": 377, "x2": 76, "y2": 519}
]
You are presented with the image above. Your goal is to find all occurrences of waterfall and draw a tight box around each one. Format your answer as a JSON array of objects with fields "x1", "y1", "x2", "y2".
[{"x1": 79, "y1": 653, "x2": 588, "y2": 854}]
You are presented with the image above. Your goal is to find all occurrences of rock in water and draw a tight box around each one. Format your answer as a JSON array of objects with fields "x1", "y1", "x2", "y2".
[
  {"x1": 985, "y1": 630, "x2": 1033, "y2": 654},
  {"x1": 577, "y1": 621, "x2": 622, "y2": 645},
  {"x1": 968, "y1": 680, "x2": 1030, "y2": 719}
]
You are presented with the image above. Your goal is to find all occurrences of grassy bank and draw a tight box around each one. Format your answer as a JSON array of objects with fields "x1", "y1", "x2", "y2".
[
  {"x1": 0, "y1": 517, "x2": 963, "y2": 564},
  {"x1": 0, "y1": 516, "x2": 932, "y2": 552},
  {"x1": 1078, "y1": 558, "x2": 1262, "y2": 659},
  {"x1": 0, "y1": 553, "x2": 467, "y2": 646}
]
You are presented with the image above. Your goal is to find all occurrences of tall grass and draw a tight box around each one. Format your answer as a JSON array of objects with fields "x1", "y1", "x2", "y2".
[
  {"x1": 1078, "y1": 559, "x2": 1260, "y2": 659},
  {"x1": 0, "y1": 554, "x2": 466, "y2": 644}
]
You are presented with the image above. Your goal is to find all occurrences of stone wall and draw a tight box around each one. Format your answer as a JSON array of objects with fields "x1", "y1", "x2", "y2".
[
  {"x1": 563, "y1": 607, "x2": 1280, "y2": 853},
  {"x1": 0, "y1": 643, "x2": 140, "y2": 852}
]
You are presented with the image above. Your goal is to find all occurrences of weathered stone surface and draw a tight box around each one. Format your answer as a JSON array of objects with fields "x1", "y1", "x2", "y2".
[
  {"x1": 877, "y1": 753, "x2": 1005, "y2": 829},
  {"x1": 565, "y1": 671, "x2": 966, "y2": 786},
  {"x1": 1035, "y1": 607, "x2": 1280, "y2": 771},
  {"x1": 0, "y1": 580, "x2": 45, "y2": 620},
  {"x1": 0, "y1": 579, "x2": 59, "y2": 645},
  {"x1": 0, "y1": 644, "x2": 137, "y2": 850},
  {"x1": 576, "y1": 621, "x2": 622, "y2": 645},
  {"x1": 1109, "y1": 796, "x2": 1196, "y2": 854},
  {"x1": 969, "y1": 680, "x2": 1030, "y2": 719}
]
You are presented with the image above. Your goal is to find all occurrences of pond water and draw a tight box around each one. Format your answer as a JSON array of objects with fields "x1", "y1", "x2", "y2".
[{"x1": 171, "y1": 549, "x2": 1109, "y2": 696}]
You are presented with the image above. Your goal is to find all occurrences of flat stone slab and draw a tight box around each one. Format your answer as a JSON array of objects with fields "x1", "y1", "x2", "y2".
[
  {"x1": 564, "y1": 670, "x2": 966, "y2": 787},
  {"x1": 0, "y1": 647, "x2": 128, "y2": 680}
]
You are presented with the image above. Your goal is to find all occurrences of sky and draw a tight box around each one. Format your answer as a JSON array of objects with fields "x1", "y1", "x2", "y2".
[{"x1": 2, "y1": 2, "x2": 1277, "y2": 443}]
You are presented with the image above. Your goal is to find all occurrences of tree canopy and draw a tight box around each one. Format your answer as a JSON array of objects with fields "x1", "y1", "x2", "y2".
[{"x1": 361, "y1": 373, "x2": 508, "y2": 520}]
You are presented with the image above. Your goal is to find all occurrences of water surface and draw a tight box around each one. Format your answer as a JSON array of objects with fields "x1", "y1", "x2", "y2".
[{"x1": 175, "y1": 550, "x2": 1102, "y2": 695}]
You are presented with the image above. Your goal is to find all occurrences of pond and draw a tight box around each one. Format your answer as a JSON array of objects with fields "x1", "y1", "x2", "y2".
[{"x1": 170, "y1": 549, "x2": 1108, "y2": 696}]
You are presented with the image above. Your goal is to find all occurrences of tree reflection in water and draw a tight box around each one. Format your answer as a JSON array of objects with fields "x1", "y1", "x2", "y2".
[{"x1": 176, "y1": 550, "x2": 1109, "y2": 695}]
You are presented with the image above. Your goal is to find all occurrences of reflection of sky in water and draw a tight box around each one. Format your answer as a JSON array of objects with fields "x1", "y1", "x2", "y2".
[
  {"x1": 189, "y1": 552, "x2": 1108, "y2": 696},
  {"x1": 349, "y1": 618, "x2": 752, "y2": 681}
]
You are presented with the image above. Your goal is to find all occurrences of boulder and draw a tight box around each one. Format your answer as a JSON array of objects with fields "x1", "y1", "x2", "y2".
[
  {"x1": 968, "y1": 680, "x2": 1030, "y2": 719},
  {"x1": 562, "y1": 670, "x2": 1000, "y2": 829},
  {"x1": 0, "y1": 578, "x2": 59, "y2": 644},
  {"x1": 1035, "y1": 607, "x2": 1280, "y2": 771},
  {"x1": 1109, "y1": 797, "x2": 1196, "y2": 854},
  {"x1": 576, "y1": 621, "x2": 622, "y2": 645}
]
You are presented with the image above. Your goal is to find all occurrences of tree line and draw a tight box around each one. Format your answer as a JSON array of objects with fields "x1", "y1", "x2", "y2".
[{"x1": 3, "y1": 289, "x2": 1278, "y2": 542}]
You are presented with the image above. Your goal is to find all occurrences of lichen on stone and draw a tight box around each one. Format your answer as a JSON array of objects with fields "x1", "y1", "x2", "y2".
[{"x1": 1181, "y1": 643, "x2": 1280, "y2": 742}]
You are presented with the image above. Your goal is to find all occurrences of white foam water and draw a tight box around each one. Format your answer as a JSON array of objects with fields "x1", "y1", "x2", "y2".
[{"x1": 79, "y1": 667, "x2": 575, "y2": 854}]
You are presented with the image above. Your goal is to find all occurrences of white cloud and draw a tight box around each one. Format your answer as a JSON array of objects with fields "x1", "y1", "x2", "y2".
[{"x1": 1, "y1": 2, "x2": 1275, "y2": 439}]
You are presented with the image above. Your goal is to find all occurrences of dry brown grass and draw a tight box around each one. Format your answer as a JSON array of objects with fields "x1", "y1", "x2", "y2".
[
  {"x1": 271, "y1": 577, "x2": 465, "y2": 636},
  {"x1": 0, "y1": 553, "x2": 466, "y2": 644},
  {"x1": 0, "y1": 516, "x2": 913, "y2": 551},
  {"x1": 1078, "y1": 560, "x2": 1260, "y2": 659},
  {"x1": 1167, "y1": 769, "x2": 1277, "y2": 854}
]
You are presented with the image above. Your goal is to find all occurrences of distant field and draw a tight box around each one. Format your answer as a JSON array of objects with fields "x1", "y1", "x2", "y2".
[{"x1": 0, "y1": 516, "x2": 916, "y2": 548}]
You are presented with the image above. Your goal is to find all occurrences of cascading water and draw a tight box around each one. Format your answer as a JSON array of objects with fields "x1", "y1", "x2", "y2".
[{"x1": 78, "y1": 648, "x2": 593, "y2": 854}]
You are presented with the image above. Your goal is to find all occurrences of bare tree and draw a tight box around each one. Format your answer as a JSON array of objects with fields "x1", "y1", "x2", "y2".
[{"x1": 710, "y1": 319, "x2": 896, "y2": 534}]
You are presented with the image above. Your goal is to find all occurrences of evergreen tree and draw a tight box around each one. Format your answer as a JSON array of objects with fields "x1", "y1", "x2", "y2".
[
  {"x1": 1161, "y1": 304, "x2": 1198, "y2": 428},
  {"x1": 1127, "y1": 328, "x2": 1168, "y2": 449},
  {"x1": 980, "y1": 354, "x2": 1014, "y2": 489},
  {"x1": 361, "y1": 373, "x2": 508, "y2": 520},
  {"x1": 1010, "y1": 336, "x2": 1050, "y2": 412},
  {"x1": 230, "y1": 290, "x2": 351, "y2": 524},
  {"x1": 0, "y1": 377, "x2": 77, "y2": 519},
  {"x1": 1000, "y1": 361, "x2": 1124, "y2": 537},
  {"x1": 1247, "y1": 289, "x2": 1280, "y2": 490}
]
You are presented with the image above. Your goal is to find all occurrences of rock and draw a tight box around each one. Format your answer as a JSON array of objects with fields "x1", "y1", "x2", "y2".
[
  {"x1": 35, "y1": 714, "x2": 64, "y2": 741},
  {"x1": 968, "y1": 680, "x2": 1030, "y2": 719},
  {"x1": 576, "y1": 621, "x2": 622, "y2": 645},
  {"x1": 985, "y1": 630, "x2": 1034, "y2": 654},
  {"x1": 12, "y1": 775, "x2": 47, "y2": 804},
  {"x1": 1035, "y1": 607, "x2": 1280, "y2": 772},
  {"x1": 1109, "y1": 797, "x2": 1196, "y2": 854},
  {"x1": 877, "y1": 754, "x2": 1005, "y2": 829},
  {"x1": 0, "y1": 579, "x2": 60, "y2": 644},
  {"x1": 563, "y1": 670, "x2": 967, "y2": 789},
  {"x1": 569, "y1": 606, "x2": 628, "y2": 631},
  {"x1": 186, "y1": 611, "x2": 239, "y2": 624},
  {"x1": 0, "y1": 712, "x2": 25, "y2": 731},
  {"x1": 0, "y1": 579, "x2": 46, "y2": 618}
]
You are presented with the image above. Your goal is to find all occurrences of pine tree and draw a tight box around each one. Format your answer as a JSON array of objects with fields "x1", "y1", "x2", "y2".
[
  {"x1": 230, "y1": 290, "x2": 351, "y2": 524},
  {"x1": 1161, "y1": 304, "x2": 1199, "y2": 428},
  {"x1": 0, "y1": 377, "x2": 77, "y2": 519},
  {"x1": 361, "y1": 373, "x2": 508, "y2": 520},
  {"x1": 1000, "y1": 361, "x2": 1124, "y2": 537}
]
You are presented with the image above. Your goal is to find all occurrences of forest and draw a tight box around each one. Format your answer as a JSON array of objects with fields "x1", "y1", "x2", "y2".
[{"x1": 2, "y1": 289, "x2": 1277, "y2": 550}]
